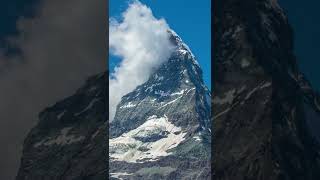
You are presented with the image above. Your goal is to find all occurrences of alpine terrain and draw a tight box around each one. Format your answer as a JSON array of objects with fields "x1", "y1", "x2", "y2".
[
  {"x1": 109, "y1": 30, "x2": 212, "y2": 179},
  {"x1": 213, "y1": 0, "x2": 320, "y2": 179},
  {"x1": 16, "y1": 73, "x2": 107, "y2": 179}
]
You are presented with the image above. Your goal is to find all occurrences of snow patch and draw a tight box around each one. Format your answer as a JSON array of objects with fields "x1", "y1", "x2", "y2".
[
  {"x1": 120, "y1": 102, "x2": 136, "y2": 109},
  {"x1": 260, "y1": 82, "x2": 272, "y2": 89},
  {"x1": 245, "y1": 81, "x2": 271, "y2": 100},
  {"x1": 171, "y1": 89, "x2": 185, "y2": 96},
  {"x1": 34, "y1": 127, "x2": 85, "y2": 147},
  {"x1": 238, "y1": 85, "x2": 247, "y2": 94},
  {"x1": 245, "y1": 86, "x2": 260, "y2": 100},
  {"x1": 91, "y1": 129, "x2": 101, "y2": 139},
  {"x1": 57, "y1": 110, "x2": 66, "y2": 119},
  {"x1": 178, "y1": 49, "x2": 188, "y2": 55},
  {"x1": 158, "y1": 96, "x2": 183, "y2": 109},
  {"x1": 110, "y1": 172, "x2": 133, "y2": 179},
  {"x1": 75, "y1": 98, "x2": 100, "y2": 116},
  {"x1": 214, "y1": 101, "x2": 240, "y2": 120},
  {"x1": 185, "y1": 87, "x2": 196, "y2": 94},
  {"x1": 157, "y1": 76, "x2": 164, "y2": 81},
  {"x1": 109, "y1": 115, "x2": 187, "y2": 163},
  {"x1": 193, "y1": 135, "x2": 201, "y2": 142},
  {"x1": 157, "y1": 88, "x2": 195, "y2": 109}
]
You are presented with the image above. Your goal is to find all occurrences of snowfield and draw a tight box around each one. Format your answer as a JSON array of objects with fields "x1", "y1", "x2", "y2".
[{"x1": 109, "y1": 115, "x2": 186, "y2": 163}]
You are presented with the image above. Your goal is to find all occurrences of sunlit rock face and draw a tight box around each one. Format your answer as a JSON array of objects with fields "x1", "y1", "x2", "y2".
[
  {"x1": 109, "y1": 30, "x2": 211, "y2": 179},
  {"x1": 213, "y1": 0, "x2": 320, "y2": 179}
]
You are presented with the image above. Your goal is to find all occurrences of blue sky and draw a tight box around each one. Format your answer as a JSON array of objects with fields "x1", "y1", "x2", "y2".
[{"x1": 109, "y1": 0, "x2": 211, "y2": 89}]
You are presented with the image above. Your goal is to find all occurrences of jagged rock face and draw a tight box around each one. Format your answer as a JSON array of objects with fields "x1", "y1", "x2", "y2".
[
  {"x1": 213, "y1": 0, "x2": 320, "y2": 179},
  {"x1": 109, "y1": 31, "x2": 211, "y2": 179},
  {"x1": 16, "y1": 73, "x2": 107, "y2": 180}
]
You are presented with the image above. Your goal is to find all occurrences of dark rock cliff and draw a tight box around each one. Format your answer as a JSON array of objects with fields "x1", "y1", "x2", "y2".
[
  {"x1": 213, "y1": 0, "x2": 320, "y2": 179},
  {"x1": 16, "y1": 73, "x2": 107, "y2": 180}
]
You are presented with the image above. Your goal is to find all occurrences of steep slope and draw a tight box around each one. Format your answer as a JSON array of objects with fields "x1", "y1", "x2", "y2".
[
  {"x1": 213, "y1": 0, "x2": 320, "y2": 179},
  {"x1": 16, "y1": 73, "x2": 107, "y2": 180},
  {"x1": 109, "y1": 30, "x2": 211, "y2": 179}
]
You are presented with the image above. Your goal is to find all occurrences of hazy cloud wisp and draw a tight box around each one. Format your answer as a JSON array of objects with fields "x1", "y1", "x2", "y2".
[{"x1": 0, "y1": 0, "x2": 106, "y2": 179}]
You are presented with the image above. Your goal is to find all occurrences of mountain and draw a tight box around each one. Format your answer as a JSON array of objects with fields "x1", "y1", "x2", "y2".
[
  {"x1": 16, "y1": 73, "x2": 107, "y2": 179},
  {"x1": 213, "y1": 0, "x2": 320, "y2": 179},
  {"x1": 109, "y1": 30, "x2": 212, "y2": 179}
]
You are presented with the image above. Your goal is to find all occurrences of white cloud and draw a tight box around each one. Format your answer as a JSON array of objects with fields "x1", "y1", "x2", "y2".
[{"x1": 109, "y1": 1, "x2": 174, "y2": 121}]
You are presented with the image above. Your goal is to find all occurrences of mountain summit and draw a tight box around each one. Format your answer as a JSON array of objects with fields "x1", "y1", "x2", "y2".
[{"x1": 109, "y1": 30, "x2": 212, "y2": 179}]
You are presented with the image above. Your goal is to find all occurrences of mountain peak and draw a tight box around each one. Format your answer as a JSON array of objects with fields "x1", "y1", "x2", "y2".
[
  {"x1": 109, "y1": 29, "x2": 211, "y2": 179},
  {"x1": 167, "y1": 29, "x2": 199, "y2": 66}
]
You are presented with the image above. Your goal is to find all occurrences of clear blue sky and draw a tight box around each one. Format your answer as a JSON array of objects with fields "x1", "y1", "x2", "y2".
[{"x1": 109, "y1": 0, "x2": 211, "y2": 89}]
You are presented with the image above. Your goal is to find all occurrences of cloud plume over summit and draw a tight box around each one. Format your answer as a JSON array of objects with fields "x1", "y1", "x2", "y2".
[{"x1": 109, "y1": 1, "x2": 174, "y2": 121}]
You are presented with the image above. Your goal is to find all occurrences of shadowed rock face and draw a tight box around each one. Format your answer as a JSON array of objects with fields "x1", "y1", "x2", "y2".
[
  {"x1": 109, "y1": 30, "x2": 211, "y2": 179},
  {"x1": 213, "y1": 0, "x2": 320, "y2": 179},
  {"x1": 16, "y1": 73, "x2": 107, "y2": 180}
]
